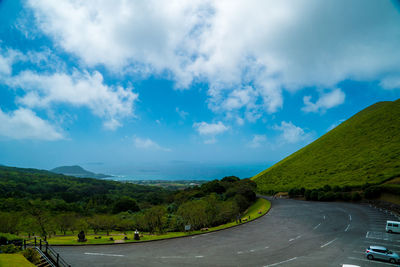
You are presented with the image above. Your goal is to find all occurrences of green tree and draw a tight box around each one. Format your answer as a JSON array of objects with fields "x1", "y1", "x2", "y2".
[{"x1": 144, "y1": 206, "x2": 166, "y2": 234}]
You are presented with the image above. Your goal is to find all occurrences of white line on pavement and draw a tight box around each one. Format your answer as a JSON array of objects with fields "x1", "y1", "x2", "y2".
[
  {"x1": 347, "y1": 256, "x2": 398, "y2": 266},
  {"x1": 345, "y1": 224, "x2": 350, "y2": 232},
  {"x1": 264, "y1": 257, "x2": 298, "y2": 267},
  {"x1": 349, "y1": 214, "x2": 352, "y2": 221},
  {"x1": 195, "y1": 255, "x2": 204, "y2": 258},
  {"x1": 289, "y1": 235, "x2": 302, "y2": 242},
  {"x1": 313, "y1": 223, "x2": 321, "y2": 230},
  {"x1": 84, "y1": 252, "x2": 124, "y2": 257},
  {"x1": 321, "y1": 238, "x2": 338, "y2": 248}
]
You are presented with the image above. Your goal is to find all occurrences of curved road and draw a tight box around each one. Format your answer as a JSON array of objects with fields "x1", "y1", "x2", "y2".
[{"x1": 55, "y1": 198, "x2": 400, "y2": 266}]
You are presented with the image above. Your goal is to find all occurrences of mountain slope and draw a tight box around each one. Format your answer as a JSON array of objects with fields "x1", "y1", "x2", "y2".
[
  {"x1": 253, "y1": 99, "x2": 400, "y2": 192},
  {"x1": 50, "y1": 165, "x2": 111, "y2": 179}
]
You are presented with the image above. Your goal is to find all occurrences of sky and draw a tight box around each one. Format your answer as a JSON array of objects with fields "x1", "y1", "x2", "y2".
[{"x1": 1, "y1": 0, "x2": 400, "y2": 179}]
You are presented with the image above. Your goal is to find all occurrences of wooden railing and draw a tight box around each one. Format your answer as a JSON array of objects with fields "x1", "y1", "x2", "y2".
[{"x1": 24, "y1": 237, "x2": 71, "y2": 267}]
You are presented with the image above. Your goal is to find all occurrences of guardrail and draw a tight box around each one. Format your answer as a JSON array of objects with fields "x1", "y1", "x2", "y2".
[{"x1": 24, "y1": 237, "x2": 71, "y2": 267}]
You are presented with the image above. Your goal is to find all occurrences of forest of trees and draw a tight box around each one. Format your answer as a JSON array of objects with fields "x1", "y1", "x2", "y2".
[{"x1": 0, "y1": 166, "x2": 257, "y2": 238}]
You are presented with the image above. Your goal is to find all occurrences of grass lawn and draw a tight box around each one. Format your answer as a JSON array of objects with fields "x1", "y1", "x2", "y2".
[
  {"x1": 47, "y1": 198, "x2": 271, "y2": 245},
  {"x1": 0, "y1": 254, "x2": 35, "y2": 267}
]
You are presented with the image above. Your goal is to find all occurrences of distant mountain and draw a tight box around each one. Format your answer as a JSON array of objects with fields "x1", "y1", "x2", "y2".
[
  {"x1": 253, "y1": 99, "x2": 400, "y2": 192},
  {"x1": 50, "y1": 165, "x2": 112, "y2": 179}
]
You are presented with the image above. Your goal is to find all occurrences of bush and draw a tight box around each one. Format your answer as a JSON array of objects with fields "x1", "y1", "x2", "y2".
[
  {"x1": 23, "y1": 248, "x2": 41, "y2": 264},
  {"x1": 343, "y1": 192, "x2": 352, "y2": 201},
  {"x1": 317, "y1": 191, "x2": 326, "y2": 201},
  {"x1": 323, "y1": 185, "x2": 332, "y2": 192},
  {"x1": 364, "y1": 186, "x2": 382, "y2": 199},
  {"x1": 351, "y1": 192, "x2": 361, "y2": 201},
  {"x1": 334, "y1": 192, "x2": 343, "y2": 200},
  {"x1": 0, "y1": 244, "x2": 20, "y2": 253},
  {"x1": 304, "y1": 189, "x2": 311, "y2": 200},
  {"x1": 310, "y1": 190, "x2": 319, "y2": 201},
  {"x1": 333, "y1": 186, "x2": 341, "y2": 192}
]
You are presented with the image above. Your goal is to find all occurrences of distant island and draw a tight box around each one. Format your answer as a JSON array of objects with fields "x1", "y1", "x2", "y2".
[{"x1": 50, "y1": 165, "x2": 112, "y2": 179}]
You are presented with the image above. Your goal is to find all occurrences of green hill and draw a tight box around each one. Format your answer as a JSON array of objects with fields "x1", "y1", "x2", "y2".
[
  {"x1": 51, "y1": 165, "x2": 111, "y2": 178},
  {"x1": 253, "y1": 99, "x2": 400, "y2": 192}
]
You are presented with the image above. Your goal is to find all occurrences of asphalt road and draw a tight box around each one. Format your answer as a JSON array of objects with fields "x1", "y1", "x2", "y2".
[{"x1": 55, "y1": 197, "x2": 400, "y2": 267}]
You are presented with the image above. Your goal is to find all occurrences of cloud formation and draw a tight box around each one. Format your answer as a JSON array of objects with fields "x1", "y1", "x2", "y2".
[
  {"x1": 302, "y1": 89, "x2": 345, "y2": 113},
  {"x1": 193, "y1": 121, "x2": 229, "y2": 144},
  {"x1": 274, "y1": 121, "x2": 308, "y2": 144},
  {"x1": 248, "y1": 134, "x2": 267, "y2": 148},
  {"x1": 0, "y1": 108, "x2": 63, "y2": 140},
  {"x1": 5, "y1": 69, "x2": 138, "y2": 130},
  {"x1": 134, "y1": 137, "x2": 171, "y2": 151},
  {"x1": 27, "y1": 0, "x2": 400, "y2": 122}
]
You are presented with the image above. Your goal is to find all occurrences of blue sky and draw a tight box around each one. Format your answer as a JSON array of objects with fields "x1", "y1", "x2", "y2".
[{"x1": 1, "y1": 0, "x2": 400, "y2": 179}]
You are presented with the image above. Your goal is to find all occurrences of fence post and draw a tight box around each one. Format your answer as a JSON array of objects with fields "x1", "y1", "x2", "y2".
[
  {"x1": 34, "y1": 237, "x2": 36, "y2": 247},
  {"x1": 23, "y1": 239, "x2": 26, "y2": 250},
  {"x1": 45, "y1": 241, "x2": 48, "y2": 254},
  {"x1": 39, "y1": 239, "x2": 42, "y2": 250},
  {"x1": 57, "y1": 253, "x2": 59, "y2": 267}
]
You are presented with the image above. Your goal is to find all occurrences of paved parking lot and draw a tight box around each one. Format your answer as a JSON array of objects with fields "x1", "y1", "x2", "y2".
[{"x1": 55, "y1": 198, "x2": 400, "y2": 266}]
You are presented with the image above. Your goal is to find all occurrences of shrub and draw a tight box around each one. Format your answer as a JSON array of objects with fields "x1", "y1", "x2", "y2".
[
  {"x1": 324, "y1": 191, "x2": 335, "y2": 201},
  {"x1": 364, "y1": 186, "x2": 382, "y2": 199},
  {"x1": 310, "y1": 190, "x2": 319, "y2": 201},
  {"x1": 323, "y1": 185, "x2": 332, "y2": 192},
  {"x1": 0, "y1": 244, "x2": 19, "y2": 253},
  {"x1": 317, "y1": 191, "x2": 326, "y2": 201},
  {"x1": 23, "y1": 248, "x2": 41, "y2": 264},
  {"x1": 304, "y1": 189, "x2": 311, "y2": 200},
  {"x1": 333, "y1": 186, "x2": 341, "y2": 192},
  {"x1": 351, "y1": 192, "x2": 361, "y2": 201},
  {"x1": 343, "y1": 192, "x2": 352, "y2": 201},
  {"x1": 334, "y1": 192, "x2": 343, "y2": 200}
]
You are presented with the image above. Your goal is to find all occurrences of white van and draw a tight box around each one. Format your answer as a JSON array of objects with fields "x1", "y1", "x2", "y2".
[{"x1": 386, "y1": 221, "x2": 400, "y2": 233}]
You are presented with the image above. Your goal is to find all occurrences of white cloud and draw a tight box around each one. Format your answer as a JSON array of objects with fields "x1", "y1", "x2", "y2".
[
  {"x1": 193, "y1": 121, "x2": 229, "y2": 144},
  {"x1": 248, "y1": 134, "x2": 267, "y2": 148},
  {"x1": 26, "y1": 1, "x2": 400, "y2": 121},
  {"x1": 6, "y1": 70, "x2": 138, "y2": 130},
  {"x1": 134, "y1": 137, "x2": 171, "y2": 151},
  {"x1": 193, "y1": 121, "x2": 228, "y2": 135},
  {"x1": 0, "y1": 108, "x2": 63, "y2": 140},
  {"x1": 176, "y1": 107, "x2": 189, "y2": 119},
  {"x1": 302, "y1": 89, "x2": 346, "y2": 113},
  {"x1": 274, "y1": 121, "x2": 307, "y2": 144},
  {"x1": 380, "y1": 76, "x2": 400, "y2": 90}
]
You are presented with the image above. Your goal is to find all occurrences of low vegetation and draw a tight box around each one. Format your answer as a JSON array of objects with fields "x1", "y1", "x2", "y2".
[{"x1": 253, "y1": 99, "x2": 400, "y2": 193}]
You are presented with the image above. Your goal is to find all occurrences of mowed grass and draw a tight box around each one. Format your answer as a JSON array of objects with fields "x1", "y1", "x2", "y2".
[
  {"x1": 47, "y1": 198, "x2": 271, "y2": 245},
  {"x1": 0, "y1": 254, "x2": 35, "y2": 267},
  {"x1": 253, "y1": 99, "x2": 400, "y2": 192}
]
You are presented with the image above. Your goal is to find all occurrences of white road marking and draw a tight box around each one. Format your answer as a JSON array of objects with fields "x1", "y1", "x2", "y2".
[
  {"x1": 323, "y1": 215, "x2": 326, "y2": 220},
  {"x1": 264, "y1": 257, "x2": 298, "y2": 267},
  {"x1": 237, "y1": 251, "x2": 243, "y2": 254},
  {"x1": 347, "y1": 256, "x2": 398, "y2": 266},
  {"x1": 289, "y1": 235, "x2": 302, "y2": 242},
  {"x1": 195, "y1": 255, "x2": 204, "y2": 258},
  {"x1": 321, "y1": 238, "x2": 338, "y2": 248},
  {"x1": 250, "y1": 249, "x2": 255, "y2": 252},
  {"x1": 84, "y1": 252, "x2": 124, "y2": 257},
  {"x1": 345, "y1": 224, "x2": 350, "y2": 232},
  {"x1": 265, "y1": 246, "x2": 269, "y2": 249},
  {"x1": 160, "y1": 256, "x2": 186, "y2": 259},
  {"x1": 349, "y1": 214, "x2": 352, "y2": 221},
  {"x1": 313, "y1": 223, "x2": 321, "y2": 230}
]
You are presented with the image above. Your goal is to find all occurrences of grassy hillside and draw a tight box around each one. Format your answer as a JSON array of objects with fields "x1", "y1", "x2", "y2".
[{"x1": 253, "y1": 99, "x2": 400, "y2": 192}]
